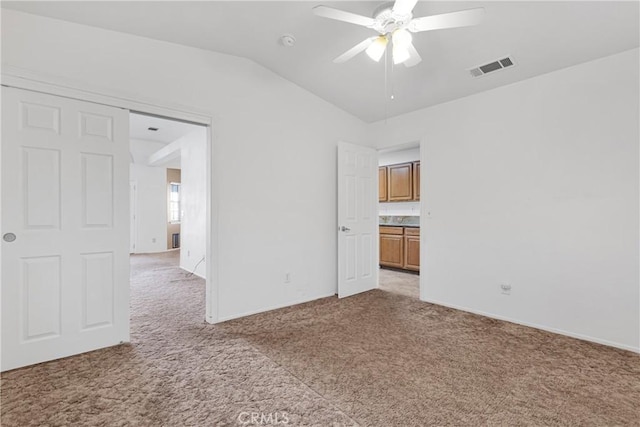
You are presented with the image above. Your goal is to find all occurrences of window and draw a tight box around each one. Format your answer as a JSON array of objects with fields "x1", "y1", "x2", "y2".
[{"x1": 168, "y1": 182, "x2": 181, "y2": 223}]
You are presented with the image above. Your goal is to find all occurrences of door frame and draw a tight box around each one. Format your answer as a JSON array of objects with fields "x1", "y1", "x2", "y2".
[
  {"x1": 1, "y1": 67, "x2": 220, "y2": 324},
  {"x1": 129, "y1": 181, "x2": 137, "y2": 254}
]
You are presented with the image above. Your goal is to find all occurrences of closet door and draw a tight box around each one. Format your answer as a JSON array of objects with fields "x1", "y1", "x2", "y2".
[{"x1": 1, "y1": 87, "x2": 130, "y2": 371}]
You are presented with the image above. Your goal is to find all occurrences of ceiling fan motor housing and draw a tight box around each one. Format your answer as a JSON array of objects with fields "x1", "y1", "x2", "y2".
[{"x1": 372, "y1": 2, "x2": 412, "y2": 34}]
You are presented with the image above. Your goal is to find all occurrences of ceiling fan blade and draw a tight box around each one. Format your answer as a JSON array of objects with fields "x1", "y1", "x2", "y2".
[
  {"x1": 334, "y1": 37, "x2": 376, "y2": 63},
  {"x1": 313, "y1": 5, "x2": 375, "y2": 27},
  {"x1": 403, "y1": 42, "x2": 422, "y2": 67},
  {"x1": 392, "y1": 0, "x2": 419, "y2": 16},
  {"x1": 409, "y1": 8, "x2": 485, "y2": 33}
]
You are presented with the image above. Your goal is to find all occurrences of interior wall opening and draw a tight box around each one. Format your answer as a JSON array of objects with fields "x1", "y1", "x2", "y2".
[
  {"x1": 129, "y1": 111, "x2": 208, "y2": 287},
  {"x1": 377, "y1": 143, "x2": 421, "y2": 299}
]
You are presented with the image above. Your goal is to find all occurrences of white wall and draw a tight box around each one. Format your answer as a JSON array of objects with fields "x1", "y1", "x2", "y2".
[
  {"x1": 378, "y1": 147, "x2": 420, "y2": 166},
  {"x1": 179, "y1": 128, "x2": 207, "y2": 278},
  {"x1": 1, "y1": 10, "x2": 368, "y2": 322},
  {"x1": 369, "y1": 48, "x2": 640, "y2": 352},
  {"x1": 379, "y1": 202, "x2": 420, "y2": 217},
  {"x1": 130, "y1": 163, "x2": 168, "y2": 254}
]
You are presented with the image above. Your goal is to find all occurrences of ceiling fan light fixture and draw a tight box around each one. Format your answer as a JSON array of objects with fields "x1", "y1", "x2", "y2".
[
  {"x1": 392, "y1": 29, "x2": 412, "y2": 48},
  {"x1": 392, "y1": 45, "x2": 410, "y2": 64},
  {"x1": 365, "y1": 35, "x2": 388, "y2": 62},
  {"x1": 391, "y1": 29, "x2": 412, "y2": 64}
]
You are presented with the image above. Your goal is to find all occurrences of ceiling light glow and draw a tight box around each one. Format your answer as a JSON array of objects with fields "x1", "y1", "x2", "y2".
[
  {"x1": 392, "y1": 29, "x2": 412, "y2": 64},
  {"x1": 365, "y1": 36, "x2": 388, "y2": 62}
]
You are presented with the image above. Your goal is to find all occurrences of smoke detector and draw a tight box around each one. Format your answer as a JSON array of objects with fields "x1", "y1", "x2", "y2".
[{"x1": 279, "y1": 34, "x2": 296, "y2": 47}]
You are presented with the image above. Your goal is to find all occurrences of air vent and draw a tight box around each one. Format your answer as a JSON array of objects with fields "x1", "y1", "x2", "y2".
[{"x1": 469, "y1": 56, "x2": 515, "y2": 78}]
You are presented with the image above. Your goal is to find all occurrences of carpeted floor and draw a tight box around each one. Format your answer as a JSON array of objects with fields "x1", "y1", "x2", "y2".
[{"x1": 1, "y1": 252, "x2": 639, "y2": 426}]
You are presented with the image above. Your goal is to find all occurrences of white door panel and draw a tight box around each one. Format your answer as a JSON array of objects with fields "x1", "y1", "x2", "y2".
[
  {"x1": 1, "y1": 87, "x2": 130, "y2": 371},
  {"x1": 337, "y1": 141, "x2": 378, "y2": 298}
]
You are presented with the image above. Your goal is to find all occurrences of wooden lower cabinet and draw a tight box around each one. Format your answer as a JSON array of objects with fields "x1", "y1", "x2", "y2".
[
  {"x1": 380, "y1": 226, "x2": 419, "y2": 272},
  {"x1": 379, "y1": 226, "x2": 404, "y2": 268},
  {"x1": 404, "y1": 228, "x2": 420, "y2": 271}
]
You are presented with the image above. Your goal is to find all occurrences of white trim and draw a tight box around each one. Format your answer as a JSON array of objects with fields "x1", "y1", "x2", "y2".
[
  {"x1": 179, "y1": 267, "x2": 206, "y2": 280},
  {"x1": 2, "y1": 66, "x2": 219, "y2": 324},
  {"x1": 206, "y1": 124, "x2": 220, "y2": 324},
  {"x1": 217, "y1": 293, "x2": 337, "y2": 323},
  {"x1": 421, "y1": 296, "x2": 640, "y2": 354},
  {"x1": 419, "y1": 138, "x2": 427, "y2": 303},
  {"x1": 1, "y1": 65, "x2": 211, "y2": 125}
]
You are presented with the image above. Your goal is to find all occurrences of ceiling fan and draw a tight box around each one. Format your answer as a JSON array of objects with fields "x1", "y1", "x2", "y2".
[{"x1": 313, "y1": 0, "x2": 485, "y2": 67}]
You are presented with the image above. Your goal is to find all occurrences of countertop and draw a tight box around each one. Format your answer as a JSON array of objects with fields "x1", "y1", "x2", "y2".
[{"x1": 379, "y1": 215, "x2": 419, "y2": 228}]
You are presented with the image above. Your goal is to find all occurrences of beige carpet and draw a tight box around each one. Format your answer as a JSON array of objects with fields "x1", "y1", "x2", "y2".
[{"x1": 2, "y1": 252, "x2": 639, "y2": 426}]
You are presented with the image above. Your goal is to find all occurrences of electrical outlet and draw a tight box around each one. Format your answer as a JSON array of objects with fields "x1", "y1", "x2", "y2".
[
  {"x1": 284, "y1": 272, "x2": 291, "y2": 283},
  {"x1": 500, "y1": 283, "x2": 512, "y2": 295}
]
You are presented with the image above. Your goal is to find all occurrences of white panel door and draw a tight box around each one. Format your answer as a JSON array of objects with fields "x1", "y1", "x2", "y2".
[
  {"x1": 1, "y1": 87, "x2": 130, "y2": 371},
  {"x1": 337, "y1": 141, "x2": 378, "y2": 298}
]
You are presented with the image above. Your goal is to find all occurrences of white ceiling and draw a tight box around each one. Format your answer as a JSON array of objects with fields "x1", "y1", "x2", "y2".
[
  {"x1": 4, "y1": 1, "x2": 639, "y2": 122},
  {"x1": 130, "y1": 112, "x2": 201, "y2": 144}
]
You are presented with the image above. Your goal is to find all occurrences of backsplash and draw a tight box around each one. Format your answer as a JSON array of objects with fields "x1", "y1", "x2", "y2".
[
  {"x1": 379, "y1": 201, "x2": 420, "y2": 216},
  {"x1": 379, "y1": 215, "x2": 420, "y2": 226}
]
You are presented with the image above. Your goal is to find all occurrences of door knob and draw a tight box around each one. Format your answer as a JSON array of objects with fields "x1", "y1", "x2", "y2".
[
  {"x1": 3, "y1": 233, "x2": 16, "y2": 242},
  {"x1": 340, "y1": 226, "x2": 351, "y2": 232}
]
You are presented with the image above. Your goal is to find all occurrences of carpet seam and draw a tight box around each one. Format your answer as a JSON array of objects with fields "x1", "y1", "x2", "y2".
[{"x1": 243, "y1": 340, "x2": 363, "y2": 427}]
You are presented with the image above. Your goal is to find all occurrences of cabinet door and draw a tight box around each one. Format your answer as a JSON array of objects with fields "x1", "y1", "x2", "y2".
[
  {"x1": 380, "y1": 234, "x2": 404, "y2": 268},
  {"x1": 378, "y1": 166, "x2": 388, "y2": 202},
  {"x1": 413, "y1": 161, "x2": 420, "y2": 201},
  {"x1": 404, "y1": 234, "x2": 420, "y2": 271},
  {"x1": 388, "y1": 162, "x2": 413, "y2": 201}
]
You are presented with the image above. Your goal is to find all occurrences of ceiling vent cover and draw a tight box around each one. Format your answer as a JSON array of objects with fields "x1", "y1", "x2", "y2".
[{"x1": 469, "y1": 56, "x2": 515, "y2": 77}]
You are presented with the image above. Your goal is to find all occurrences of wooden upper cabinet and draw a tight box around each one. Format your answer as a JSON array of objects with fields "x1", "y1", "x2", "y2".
[
  {"x1": 378, "y1": 167, "x2": 388, "y2": 202},
  {"x1": 388, "y1": 162, "x2": 413, "y2": 201},
  {"x1": 412, "y1": 161, "x2": 420, "y2": 201}
]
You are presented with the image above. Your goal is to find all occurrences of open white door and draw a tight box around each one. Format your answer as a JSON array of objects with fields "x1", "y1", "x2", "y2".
[
  {"x1": 1, "y1": 87, "x2": 130, "y2": 371},
  {"x1": 337, "y1": 141, "x2": 378, "y2": 298}
]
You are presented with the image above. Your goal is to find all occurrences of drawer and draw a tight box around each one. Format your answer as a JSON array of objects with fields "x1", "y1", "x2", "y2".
[
  {"x1": 405, "y1": 227, "x2": 420, "y2": 236},
  {"x1": 379, "y1": 226, "x2": 404, "y2": 235}
]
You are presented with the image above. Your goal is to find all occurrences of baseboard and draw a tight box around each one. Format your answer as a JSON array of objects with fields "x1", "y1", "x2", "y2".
[
  {"x1": 421, "y1": 297, "x2": 640, "y2": 354},
  {"x1": 216, "y1": 292, "x2": 337, "y2": 323},
  {"x1": 179, "y1": 266, "x2": 205, "y2": 280}
]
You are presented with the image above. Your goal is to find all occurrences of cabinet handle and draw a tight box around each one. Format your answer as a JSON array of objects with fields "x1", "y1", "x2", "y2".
[{"x1": 340, "y1": 226, "x2": 351, "y2": 232}]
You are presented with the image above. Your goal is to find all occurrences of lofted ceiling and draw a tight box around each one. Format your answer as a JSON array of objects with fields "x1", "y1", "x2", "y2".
[{"x1": 3, "y1": 1, "x2": 639, "y2": 122}]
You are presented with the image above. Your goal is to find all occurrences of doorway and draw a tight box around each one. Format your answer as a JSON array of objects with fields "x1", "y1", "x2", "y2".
[
  {"x1": 377, "y1": 144, "x2": 421, "y2": 299},
  {"x1": 129, "y1": 112, "x2": 208, "y2": 278},
  {"x1": 0, "y1": 82, "x2": 216, "y2": 371}
]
